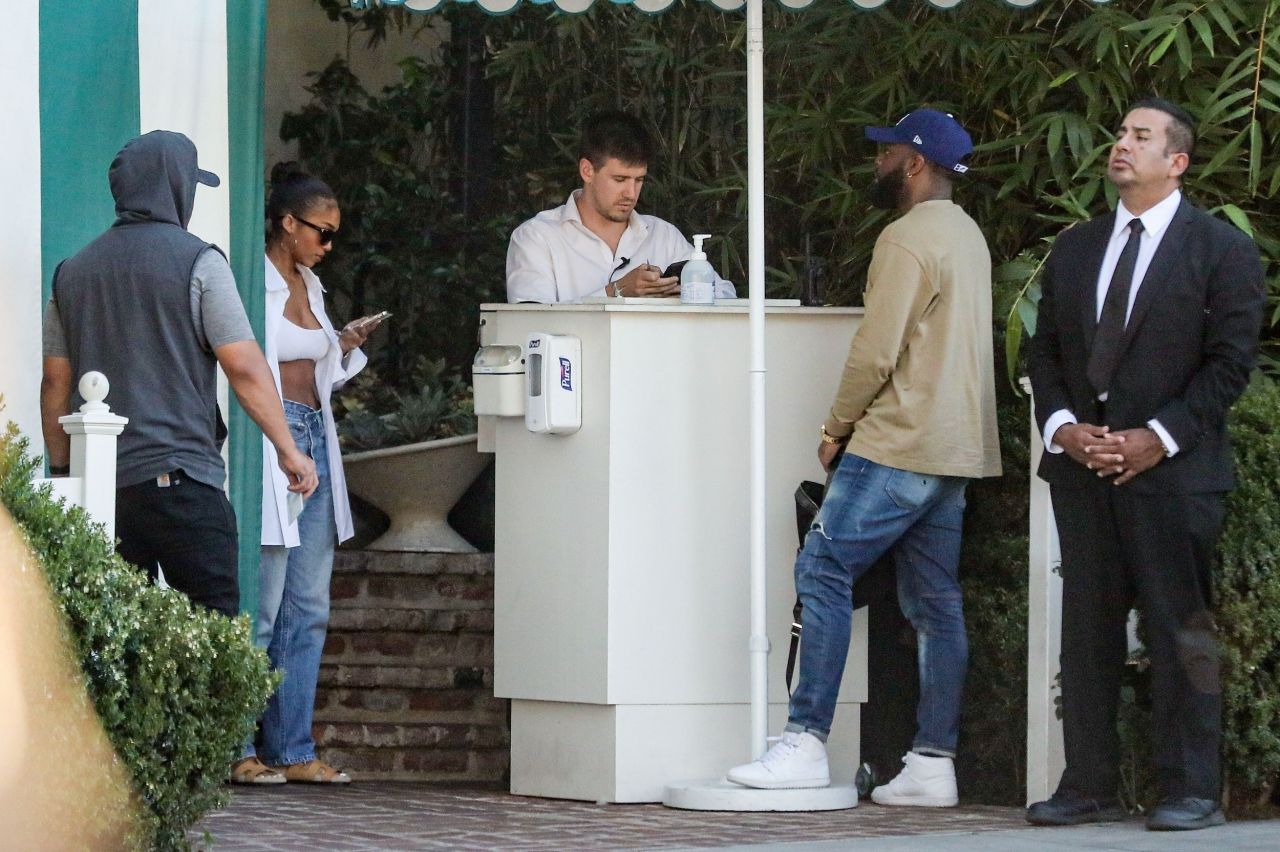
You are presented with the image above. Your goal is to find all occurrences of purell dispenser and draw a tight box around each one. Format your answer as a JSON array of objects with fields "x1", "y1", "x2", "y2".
[
  {"x1": 679, "y1": 233, "x2": 716, "y2": 305},
  {"x1": 524, "y1": 332, "x2": 582, "y2": 435}
]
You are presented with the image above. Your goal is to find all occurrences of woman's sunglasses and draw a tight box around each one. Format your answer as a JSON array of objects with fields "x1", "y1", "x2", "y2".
[{"x1": 294, "y1": 215, "x2": 337, "y2": 245}]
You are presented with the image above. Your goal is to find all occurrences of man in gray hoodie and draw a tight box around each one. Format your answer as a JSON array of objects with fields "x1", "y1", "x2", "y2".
[{"x1": 41, "y1": 130, "x2": 316, "y2": 617}]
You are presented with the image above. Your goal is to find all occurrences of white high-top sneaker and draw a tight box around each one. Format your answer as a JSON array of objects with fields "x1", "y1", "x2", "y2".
[
  {"x1": 869, "y1": 752, "x2": 958, "y2": 807},
  {"x1": 726, "y1": 731, "x2": 831, "y2": 789}
]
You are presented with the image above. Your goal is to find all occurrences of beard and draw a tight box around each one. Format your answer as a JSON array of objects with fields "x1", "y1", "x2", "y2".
[{"x1": 868, "y1": 164, "x2": 907, "y2": 211}]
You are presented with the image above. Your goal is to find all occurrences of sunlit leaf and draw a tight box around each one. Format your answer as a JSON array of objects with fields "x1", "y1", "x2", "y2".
[{"x1": 1217, "y1": 203, "x2": 1255, "y2": 237}]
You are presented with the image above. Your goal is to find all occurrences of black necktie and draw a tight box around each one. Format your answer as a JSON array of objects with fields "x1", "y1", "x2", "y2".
[{"x1": 1087, "y1": 218, "x2": 1144, "y2": 395}]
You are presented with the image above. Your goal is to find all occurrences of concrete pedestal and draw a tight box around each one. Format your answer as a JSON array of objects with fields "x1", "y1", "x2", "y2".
[{"x1": 481, "y1": 300, "x2": 867, "y2": 803}]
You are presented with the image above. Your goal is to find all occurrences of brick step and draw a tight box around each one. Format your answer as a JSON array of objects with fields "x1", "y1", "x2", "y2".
[
  {"x1": 315, "y1": 686, "x2": 506, "y2": 720},
  {"x1": 313, "y1": 720, "x2": 509, "y2": 750},
  {"x1": 322, "y1": 631, "x2": 493, "y2": 667},
  {"x1": 316, "y1": 745, "x2": 508, "y2": 783},
  {"x1": 319, "y1": 662, "x2": 492, "y2": 691},
  {"x1": 318, "y1": 549, "x2": 507, "y2": 786},
  {"x1": 330, "y1": 572, "x2": 493, "y2": 612},
  {"x1": 328, "y1": 607, "x2": 494, "y2": 633},
  {"x1": 333, "y1": 550, "x2": 494, "y2": 577}
]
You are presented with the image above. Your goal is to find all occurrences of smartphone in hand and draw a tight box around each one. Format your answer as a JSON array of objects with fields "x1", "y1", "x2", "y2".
[
  {"x1": 357, "y1": 310, "x2": 392, "y2": 329},
  {"x1": 662, "y1": 260, "x2": 688, "y2": 279}
]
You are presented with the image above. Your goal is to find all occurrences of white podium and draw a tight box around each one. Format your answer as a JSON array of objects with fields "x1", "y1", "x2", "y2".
[{"x1": 480, "y1": 300, "x2": 868, "y2": 803}]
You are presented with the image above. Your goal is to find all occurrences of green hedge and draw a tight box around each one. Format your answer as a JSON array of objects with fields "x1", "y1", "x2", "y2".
[
  {"x1": 0, "y1": 422, "x2": 275, "y2": 850},
  {"x1": 955, "y1": 384, "x2": 1032, "y2": 805},
  {"x1": 1214, "y1": 376, "x2": 1280, "y2": 811}
]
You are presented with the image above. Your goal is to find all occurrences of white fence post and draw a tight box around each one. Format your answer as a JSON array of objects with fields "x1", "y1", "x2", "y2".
[
  {"x1": 57, "y1": 372, "x2": 127, "y2": 539},
  {"x1": 1022, "y1": 376, "x2": 1064, "y2": 806}
]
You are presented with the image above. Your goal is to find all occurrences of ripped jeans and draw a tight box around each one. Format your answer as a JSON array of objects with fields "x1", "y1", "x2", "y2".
[{"x1": 785, "y1": 452, "x2": 969, "y2": 757}]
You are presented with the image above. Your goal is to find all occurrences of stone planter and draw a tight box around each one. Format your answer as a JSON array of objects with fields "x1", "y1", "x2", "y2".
[{"x1": 342, "y1": 434, "x2": 488, "y2": 553}]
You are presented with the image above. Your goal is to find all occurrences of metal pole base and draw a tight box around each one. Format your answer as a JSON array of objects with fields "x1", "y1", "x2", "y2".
[{"x1": 663, "y1": 779, "x2": 858, "y2": 811}]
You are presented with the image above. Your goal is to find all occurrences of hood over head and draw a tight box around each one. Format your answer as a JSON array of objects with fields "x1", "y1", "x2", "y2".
[{"x1": 109, "y1": 130, "x2": 220, "y2": 229}]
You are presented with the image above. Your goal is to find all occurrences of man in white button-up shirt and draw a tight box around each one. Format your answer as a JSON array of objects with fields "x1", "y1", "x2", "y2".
[{"x1": 505, "y1": 112, "x2": 735, "y2": 303}]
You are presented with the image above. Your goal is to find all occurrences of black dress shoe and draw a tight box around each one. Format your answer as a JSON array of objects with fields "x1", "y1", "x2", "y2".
[
  {"x1": 1026, "y1": 790, "x2": 1126, "y2": 825},
  {"x1": 1146, "y1": 797, "x2": 1225, "y2": 831}
]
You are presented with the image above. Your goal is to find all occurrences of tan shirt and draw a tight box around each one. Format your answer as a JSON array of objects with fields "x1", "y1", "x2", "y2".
[{"x1": 824, "y1": 199, "x2": 1002, "y2": 478}]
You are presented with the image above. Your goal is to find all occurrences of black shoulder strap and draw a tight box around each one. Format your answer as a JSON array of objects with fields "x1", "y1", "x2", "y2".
[{"x1": 786, "y1": 595, "x2": 804, "y2": 697}]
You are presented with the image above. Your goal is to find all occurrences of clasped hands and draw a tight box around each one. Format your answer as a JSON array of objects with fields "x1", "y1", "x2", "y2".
[
  {"x1": 1053, "y1": 422, "x2": 1165, "y2": 485},
  {"x1": 611, "y1": 263, "x2": 679, "y2": 298}
]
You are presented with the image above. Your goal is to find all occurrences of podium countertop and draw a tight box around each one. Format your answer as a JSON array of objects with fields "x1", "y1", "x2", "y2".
[{"x1": 480, "y1": 299, "x2": 864, "y2": 315}]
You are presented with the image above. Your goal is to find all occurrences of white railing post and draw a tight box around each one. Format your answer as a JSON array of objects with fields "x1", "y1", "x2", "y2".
[
  {"x1": 1022, "y1": 376, "x2": 1064, "y2": 806},
  {"x1": 58, "y1": 372, "x2": 127, "y2": 539}
]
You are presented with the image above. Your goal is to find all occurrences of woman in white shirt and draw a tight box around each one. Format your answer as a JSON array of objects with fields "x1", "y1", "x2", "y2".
[{"x1": 231, "y1": 163, "x2": 383, "y2": 785}]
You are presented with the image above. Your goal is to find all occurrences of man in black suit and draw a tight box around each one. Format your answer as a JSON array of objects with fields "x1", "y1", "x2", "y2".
[{"x1": 1026, "y1": 98, "x2": 1265, "y2": 831}]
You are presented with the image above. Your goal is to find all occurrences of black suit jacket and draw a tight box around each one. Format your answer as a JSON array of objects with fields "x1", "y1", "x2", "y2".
[{"x1": 1029, "y1": 197, "x2": 1266, "y2": 495}]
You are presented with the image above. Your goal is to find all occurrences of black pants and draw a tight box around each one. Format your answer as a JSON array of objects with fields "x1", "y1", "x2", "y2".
[
  {"x1": 115, "y1": 470, "x2": 240, "y2": 617},
  {"x1": 1052, "y1": 485, "x2": 1225, "y2": 801}
]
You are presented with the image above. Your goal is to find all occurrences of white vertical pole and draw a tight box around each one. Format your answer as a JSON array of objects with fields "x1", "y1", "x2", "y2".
[
  {"x1": 746, "y1": 0, "x2": 769, "y2": 759},
  {"x1": 667, "y1": 5, "x2": 854, "y2": 812},
  {"x1": 1021, "y1": 377, "x2": 1064, "y2": 805}
]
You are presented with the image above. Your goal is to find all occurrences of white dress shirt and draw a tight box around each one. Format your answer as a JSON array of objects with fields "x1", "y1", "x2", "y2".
[
  {"x1": 505, "y1": 191, "x2": 736, "y2": 303},
  {"x1": 1043, "y1": 189, "x2": 1182, "y2": 455}
]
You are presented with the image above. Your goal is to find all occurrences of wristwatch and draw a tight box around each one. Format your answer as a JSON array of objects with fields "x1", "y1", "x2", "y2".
[{"x1": 820, "y1": 424, "x2": 847, "y2": 445}]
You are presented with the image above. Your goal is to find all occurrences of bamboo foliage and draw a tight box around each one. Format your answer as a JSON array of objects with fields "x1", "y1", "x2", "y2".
[{"x1": 472, "y1": 0, "x2": 1279, "y2": 381}]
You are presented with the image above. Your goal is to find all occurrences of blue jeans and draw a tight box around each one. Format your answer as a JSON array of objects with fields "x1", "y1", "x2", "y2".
[
  {"x1": 246, "y1": 400, "x2": 336, "y2": 766},
  {"x1": 786, "y1": 452, "x2": 969, "y2": 757}
]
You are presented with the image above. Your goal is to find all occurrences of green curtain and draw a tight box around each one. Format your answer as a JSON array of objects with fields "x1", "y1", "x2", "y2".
[{"x1": 226, "y1": 0, "x2": 268, "y2": 618}]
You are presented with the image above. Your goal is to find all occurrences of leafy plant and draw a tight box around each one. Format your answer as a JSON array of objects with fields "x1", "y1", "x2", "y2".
[
  {"x1": 0, "y1": 420, "x2": 275, "y2": 850},
  {"x1": 279, "y1": 54, "x2": 515, "y2": 391},
  {"x1": 314, "y1": 0, "x2": 1278, "y2": 386},
  {"x1": 336, "y1": 356, "x2": 477, "y2": 451}
]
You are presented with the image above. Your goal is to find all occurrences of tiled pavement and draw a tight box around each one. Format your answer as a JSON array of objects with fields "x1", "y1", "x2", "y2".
[
  {"x1": 191, "y1": 783, "x2": 1030, "y2": 850},
  {"x1": 193, "y1": 783, "x2": 1280, "y2": 850}
]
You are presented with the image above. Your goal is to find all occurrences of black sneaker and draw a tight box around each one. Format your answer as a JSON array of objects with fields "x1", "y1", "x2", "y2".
[
  {"x1": 1026, "y1": 790, "x2": 1126, "y2": 825},
  {"x1": 854, "y1": 762, "x2": 878, "y2": 798},
  {"x1": 1146, "y1": 797, "x2": 1225, "y2": 831}
]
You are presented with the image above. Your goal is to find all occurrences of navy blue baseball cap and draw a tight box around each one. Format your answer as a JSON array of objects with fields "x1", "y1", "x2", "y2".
[{"x1": 865, "y1": 109, "x2": 973, "y2": 175}]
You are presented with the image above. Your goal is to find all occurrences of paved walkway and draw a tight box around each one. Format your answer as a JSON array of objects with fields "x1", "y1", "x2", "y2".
[{"x1": 191, "y1": 783, "x2": 1276, "y2": 850}]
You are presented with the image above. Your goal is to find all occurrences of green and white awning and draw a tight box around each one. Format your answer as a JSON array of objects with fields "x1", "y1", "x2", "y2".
[{"x1": 355, "y1": 0, "x2": 1107, "y2": 15}]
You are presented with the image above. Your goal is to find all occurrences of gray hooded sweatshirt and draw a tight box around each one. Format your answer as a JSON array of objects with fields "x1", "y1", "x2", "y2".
[{"x1": 53, "y1": 131, "x2": 229, "y2": 489}]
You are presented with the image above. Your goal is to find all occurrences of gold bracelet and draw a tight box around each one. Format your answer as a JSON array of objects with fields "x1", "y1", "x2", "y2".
[{"x1": 820, "y1": 424, "x2": 847, "y2": 445}]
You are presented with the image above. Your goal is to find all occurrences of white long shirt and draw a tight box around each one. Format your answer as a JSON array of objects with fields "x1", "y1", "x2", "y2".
[
  {"x1": 261, "y1": 257, "x2": 367, "y2": 547},
  {"x1": 505, "y1": 191, "x2": 736, "y2": 303}
]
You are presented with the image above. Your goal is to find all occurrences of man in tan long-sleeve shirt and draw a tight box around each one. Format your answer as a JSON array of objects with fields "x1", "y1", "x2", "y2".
[{"x1": 728, "y1": 109, "x2": 1001, "y2": 804}]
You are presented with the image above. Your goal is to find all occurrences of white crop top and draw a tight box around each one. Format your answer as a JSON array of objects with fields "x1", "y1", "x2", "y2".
[{"x1": 277, "y1": 318, "x2": 329, "y2": 362}]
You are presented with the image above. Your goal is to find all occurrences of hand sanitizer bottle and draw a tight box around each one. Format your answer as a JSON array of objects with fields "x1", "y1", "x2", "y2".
[{"x1": 680, "y1": 234, "x2": 716, "y2": 306}]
